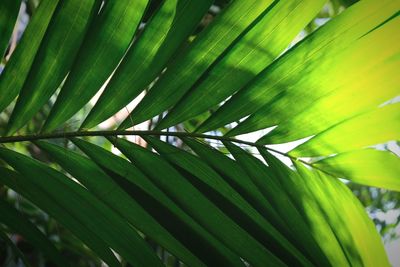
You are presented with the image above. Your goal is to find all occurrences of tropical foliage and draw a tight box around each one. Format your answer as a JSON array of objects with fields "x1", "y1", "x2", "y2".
[{"x1": 0, "y1": 0, "x2": 399, "y2": 266}]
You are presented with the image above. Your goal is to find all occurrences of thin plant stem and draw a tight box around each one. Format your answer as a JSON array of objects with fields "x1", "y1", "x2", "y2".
[{"x1": 0, "y1": 130, "x2": 335, "y2": 177}]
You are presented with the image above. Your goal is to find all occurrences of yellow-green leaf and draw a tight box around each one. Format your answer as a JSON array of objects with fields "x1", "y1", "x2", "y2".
[
  {"x1": 313, "y1": 149, "x2": 400, "y2": 191},
  {"x1": 156, "y1": 0, "x2": 325, "y2": 130},
  {"x1": 290, "y1": 103, "x2": 400, "y2": 157},
  {"x1": 198, "y1": 0, "x2": 399, "y2": 133},
  {"x1": 118, "y1": 0, "x2": 276, "y2": 129}
]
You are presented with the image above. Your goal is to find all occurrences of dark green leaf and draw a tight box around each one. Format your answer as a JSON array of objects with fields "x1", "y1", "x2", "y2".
[
  {"x1": 144, "y1": 136, "x2": 313, "y2": 266},
  {"x1": 224, "y1": 141, "x2": 332, "y2": 266},
  {"x1": 0, "y1": 166, "x2": 121, "y2": 267},
  {"x1": 0, "y1": 0, "x2": 59, "y2": 114},
  {"x1": 0, "y1": 148, "x2": 164, "y2": 267},
  {"x1": 6, "y1": 0, "x2": 98, "y2": 135},
  {"x1": 112, "y1": 137, "x2": 286, "y2": 267},
  {"x1": 81, "y1": 0, "x2": 213, "y2": 129},
  {"x1": 42, "y1": 0, "x2": 149, "y2": 132},
  {"x1": 0, "y1": 0, "x2": 20, "y2": 58},
  {"x1": 69, "y1": 137, "x2": 242, "y2": 267},
  {"x1": 35, "y1": 140, "x2": 205, "y2": 267}
]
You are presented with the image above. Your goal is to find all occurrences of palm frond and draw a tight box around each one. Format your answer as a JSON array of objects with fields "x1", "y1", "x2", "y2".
[{"x1": 0, "y1": 0, "x2": 398, "y2": 266}]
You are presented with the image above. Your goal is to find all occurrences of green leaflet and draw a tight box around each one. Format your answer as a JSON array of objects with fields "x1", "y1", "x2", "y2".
[
  {"x1": 112, "y1": 137, "x2": 286, "y2": 267},
  {"x1": 0, "y1": 148, "x2": 164, "y2": 267},
  {"x1": 290, "y1": 103, "x2": 400, "y2": 157},
  {"x1": 81, "y1": 0, "x2": 212, "y2": 130},
  {"x1": 0, "y1": 198, "x2": 69, "y2": 267},
  {"x1": 117, "y1": 0, "x2": 276, "y2": 130},
  {"x1": 70, "y1": 137, "x2": 243, "y2": 267},
  {"x1": 181, "y1": 138, "x2": 289, "y2": 232},
  {"x1": 258, "y1": 149, "x2": 355, "y2": 267},
  {"x1": 293, "y1": 162, "x2": 390, "y2": 267},
  {"x1": 0, "y1": 0, "x2": 20, "y2": 58},
  {"x1": 254, "y1": 15, "x2": 400, "y2": 143},
  {"x1": 155, "y1": 0, "x2": 325, "y2": 130},
  {"x1": 41, "y1": 0, "x2": 149, "y2": 133},
  {"x1": 313, "y1": 149, "x2": 400, "y2": 191},
  {"x1": 0, "y1": 164, "x2": 121, "y2": 267},
  {"x1": 34, "y1": 140, "x2": 204, "y2": 267},
  {"x1": 0, "y1": 0, "x2": 396, "y2": 264},
  {"x1": 5, "y1": 0, "x2": 98, "y2": 135},
  {"x1": 182, "y1": 138, "x2": 336, "y2": 266},
  {"x1": 144, "y1": 136, "x2": 312, "y2": 266},
  {"x1": 197, "y1": 0, "x2": 400, "y2": 133},
  {"x1": 224, "y1": 141, "x2": 332, "y2": 267},
  {"x1": 0, "y1": 0, "x2": 59, "y2": 114}
]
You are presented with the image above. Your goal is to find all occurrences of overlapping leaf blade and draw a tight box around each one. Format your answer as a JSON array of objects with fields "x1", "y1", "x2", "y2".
[
  {"x1": 112, "y1": 137, "x2": 286, "y2": 267},
  {"x1": 0, "y1": 0, "x2": 20, "y2": 58},
  {"x1": 0, "y1": 148, "x2": 164, "y2": 267},
  {"x1": 42, "y1": 0, "x2": 149, "y2": 132},
  {"x1": 290, "y1": 103, "x2": 400, "y2": 156},
  {"x1": 0, "y1": 162, "x2": 121, "y2": 267},
  {"x1": 0, "y1": 0, "x2": 60, "y2": 114},
  {"x1": 117, "y1": 0, "x2": 276, "y2": 129},
  {"x1": 197, "y1": 0, "x2": 399, "y2": 134},
  {"x1": 0, "y1": 136, "x2": 394, "y2": 265},
  {"x1": 312, "y1": 149, "x2": 400, "y2": 191},
  {"x1": 6, "y1": 0, "x2": 98, "y2": 135},
  {"x1": 155, "y1": 0, "x2": 325, "y2": 130},
  {"x1": 35, "y1": 140, "x2": 205, "y2": 267},
  {"x1": 181, "y1": 138, "x2": 288, "y2": 232},
  {"x1": 293, "y1": 161, "x2": 389, "y2": 266},
  {"x1": 258, "y1": 150, "x2": 357, "y2": 267},
  {"x1": 144, "y1": 136, "x2": 312, "y2": 266},
  {"x1": 70, "y1": 137, "x2": 244, "y2": 267},
  {"x1": 0, "y1": 0, "x2": 397, "y2": 265},
  {"x1": 223, "y1": 141, "x2": 332, "y2": 267},
  {"x1": 81, "y1": 0, "x2": 213, "y2": 130},
  {"x1": 256, "y1": 16, "x2": 400, "y2": 144}
]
